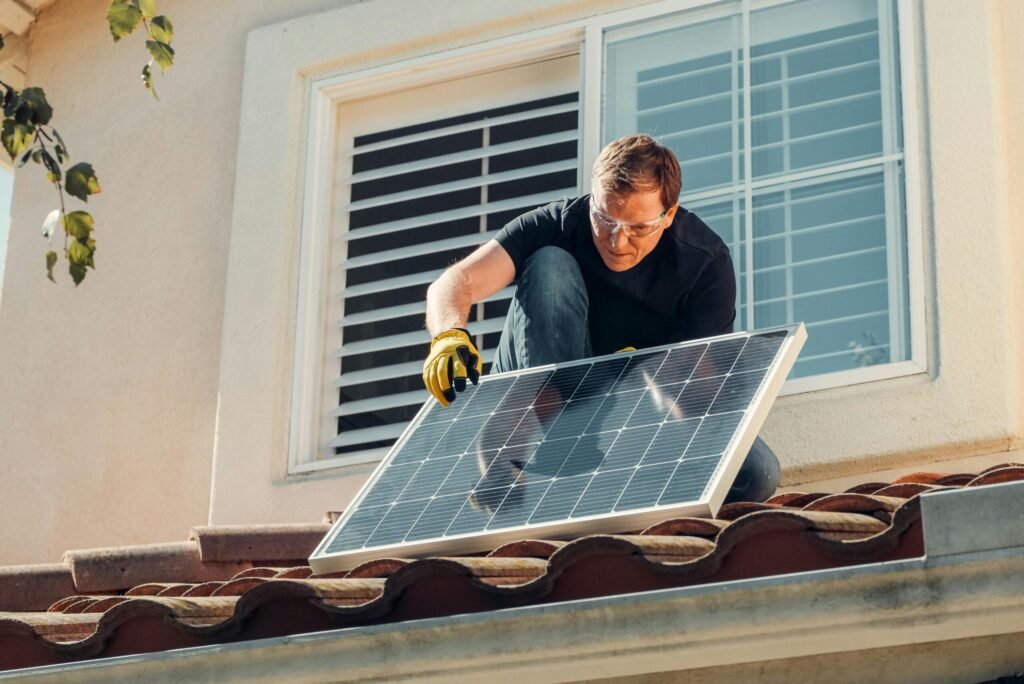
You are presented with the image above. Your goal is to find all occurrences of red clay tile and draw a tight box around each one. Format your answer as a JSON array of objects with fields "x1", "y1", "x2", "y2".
[
  {"x1": 488, "y1": 540, "x2": 565, "y2": 558},
  {"x1": 844, "y1": 482, "x2": 891, "y2": 494},
  {"x1": 342, "y1": 559, "x2": 410, "y2": 579},
  {"x1": 871, "y1": 482, "x2": 940, "y2": 498},
  {"x1": 641, "y1": 517, "x2": 728, "y2": 537},
  {"x1": 979, "y1": 462, "x2": 1023, "y2": 474},
  {"x1": 0, "y1": 469, "x2": 998, "y2": 671},
  {"x1": 932, "y1": 473, "x2": 976, "y2": 486},
  {"x1": 802, "y1": 493, "x2": 906, "y2": 514},
  {"x1": 893, "y1": 471, "x2": 947, "y2": 484},
  {"x1": 273, "y1": 567, "x2": 314, "y2": 579},
  {"x1": 230, "y1": 568, "x2": 280, "y2": 580},
  {"x1": 715, "y1": 501, "x2": 779, "y2": 520},
  {"x1": 967, "y1": 466, "x2": 1024, "y2": 486},
  {"x1": 189, "y1": 524, "x2": 331, "y2": 563},
  {"x1": 0, "y1": 564, "x2": 76, "y2": 612},
  {"x1": 764, "y1": 492, "x2": 810, "y2": 506},
  {"x1": 63, "y1": 542, "x2": 249, "y2": 593}
]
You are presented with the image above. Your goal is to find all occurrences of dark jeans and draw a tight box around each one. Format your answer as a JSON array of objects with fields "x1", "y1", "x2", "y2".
[{"x1": 492, "y1": 246, "x2": 780, "y2": 504}]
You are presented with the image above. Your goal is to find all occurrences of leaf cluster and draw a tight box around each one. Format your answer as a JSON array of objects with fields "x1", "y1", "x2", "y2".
[
  {"x1": 0, "y1": 75, "x2": 102, "y2": 285},
  {"x1": 107, "y1": 0, "x2": 174, "y2": 100},
  {"x1": 1, "y1": 1, "x2": 176, "y2": 286}
]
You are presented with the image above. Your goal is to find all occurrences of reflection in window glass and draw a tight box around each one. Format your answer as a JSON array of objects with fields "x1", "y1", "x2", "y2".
[{"x1": 604, "y1": 0, "x2": 908, "y2": 378}]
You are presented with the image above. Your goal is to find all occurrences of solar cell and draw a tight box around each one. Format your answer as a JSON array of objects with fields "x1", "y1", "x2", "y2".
[{"x1": 311, "y1": 325, "x2": 805, "y2": 573}]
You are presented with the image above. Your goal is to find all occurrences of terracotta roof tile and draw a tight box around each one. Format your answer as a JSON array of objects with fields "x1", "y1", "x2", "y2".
[
  {"x1": 62, "y1": 542, "x2": 249, "y2": 594},
  {"x1": 0, "y1": 564, "x2": 75, "y2": 613},
  {"x1": 189, "y1": 524, "x2": 330, "y2": 562},
  {"x1": 0, "y1": 464, "x2": 1021, "y2": 672}
]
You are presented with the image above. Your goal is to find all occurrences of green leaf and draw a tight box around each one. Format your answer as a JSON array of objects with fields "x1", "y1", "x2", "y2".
[
  {"x1": 17, "y1": 88, "x2": 53, "y2": 125},
  {"x1": 107, "y1": 0, "x2": 143, "y2": 42},
  {"x1": 63, "y1": 211, "x2": 94, "y2": 239},
  {"x1": 65, "y1": 162, "x2": 101, "y2": 201},
  {"x1": 145, "y1": 40, "x2": 174, "y2": 71},
  {"x1": 137, "y1": 0, "x2": 157, "y2": 19},
  {"x1": 141, "y1": 62, "x2": 158, "y2": 100},
  {"x1": 147, "y1": 15, "x2": 172, "y2": 43},
  {"x1": 45, "y1": 250, "x2": 57, "y2": 283},
  {"x1": 1, "y1": 119, "x2": 32, "y2": 158},
  {"x1": 68, "y1": 239, "x2": 91, "y2": 263},
  {"x1": 69, "y1": 261, "x2": 87, "y2": 286}
]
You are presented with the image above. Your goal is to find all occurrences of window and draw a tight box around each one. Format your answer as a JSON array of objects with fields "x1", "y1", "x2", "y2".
[
  {"x1": 323, "y1": 56, "x2": 580, "y2": 458},
  {"x1": 605, "y1": 0, "x2": 908, "y2": 378},
  {"x1": 293, "y1": 0, "x2": 919, "y2": 470}
]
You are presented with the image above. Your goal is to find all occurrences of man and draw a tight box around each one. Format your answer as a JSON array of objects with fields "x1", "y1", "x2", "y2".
[{"x1": 422, "y1": 134, "x2": 779, "y2": 503}]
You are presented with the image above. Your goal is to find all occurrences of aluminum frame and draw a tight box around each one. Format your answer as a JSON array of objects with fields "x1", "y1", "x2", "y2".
[{"x1": 309, "y1": 323, "x2": 806, "y2": 573}]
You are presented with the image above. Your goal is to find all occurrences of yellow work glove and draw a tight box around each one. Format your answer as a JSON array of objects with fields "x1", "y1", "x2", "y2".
[
  {"x1": 616, "y1": 346, "x2": 637, "y2": 353},
  {"x1": 423, "y1": 328, "x2": 482, "y2": 407}
]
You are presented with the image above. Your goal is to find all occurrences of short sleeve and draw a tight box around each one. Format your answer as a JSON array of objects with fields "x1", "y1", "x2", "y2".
[{"x1": 493, "y1": 199, "x2": 568, "y2": 277}]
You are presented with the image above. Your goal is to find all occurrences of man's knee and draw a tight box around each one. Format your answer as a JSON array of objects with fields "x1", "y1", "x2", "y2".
[{"x1": 518, "y1": 247, "x2": 587, "y2": 315}]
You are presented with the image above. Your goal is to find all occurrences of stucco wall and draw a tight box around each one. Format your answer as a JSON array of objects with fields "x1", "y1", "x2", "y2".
[
  {"x1": 0, "y1": 0, "x2": 361, "y2": 565},
  {"x1": 209, "y1": 0, "x2": 1024, "y2": 528},
  {"x1": 0, "y1": 0, "x2": 1021, "y2": 563}
]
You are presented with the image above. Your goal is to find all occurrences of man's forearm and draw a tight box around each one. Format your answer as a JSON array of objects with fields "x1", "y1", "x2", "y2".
[{"x1": 425, "y1": 267, "x2": 474, "y2": 337}]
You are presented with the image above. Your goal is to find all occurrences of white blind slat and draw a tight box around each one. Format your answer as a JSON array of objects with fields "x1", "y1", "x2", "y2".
[
  {"x1": 341, "y1": 287, "x2": 514, "y2": 327},
  {"x1": 338, "y1": 317, "x2": 506, "y2": 357},
  {"x1": 348, "y1": 159, "x2": 577, "y2": 212},
  {"x1": 327, "y1": 423, "x2": 407, "y2": 449},
  {"x1": 345, "y1": 187, "x2": 576, "y2": 242},
  {"x1": 333, "y1": 390, "x2": 428, "y2": 417},
  {"x1": 354, "y1": 101, "x2": 578, "y2": 154},
  {"x1": 343, "y1": 230, "x2": 500, "y2": 270},
  {"x1": 347, "y1": 130, "x2": 577, "y2": 184}
]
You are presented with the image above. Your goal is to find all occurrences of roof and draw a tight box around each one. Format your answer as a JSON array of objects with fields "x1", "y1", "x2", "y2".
[{"x1": 1, "y1": 463, "x2": 1021, "y2": 673}]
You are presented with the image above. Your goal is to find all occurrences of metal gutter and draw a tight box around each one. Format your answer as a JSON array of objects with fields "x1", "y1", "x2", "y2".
[{"x1": 5, "y1": 481, "x2": 1024, "y2": 683}]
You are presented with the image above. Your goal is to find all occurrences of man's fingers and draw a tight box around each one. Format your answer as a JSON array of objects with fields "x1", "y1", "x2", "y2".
[
  {"x1": 438, "y1": 356, "x2": 456, "y2": 404},
  {"x1": 459, "y1": 346, "x2": 481, "y2": 385},
  {"x1": 429, "y1": 356, "x2": 451, "y2": 406}
]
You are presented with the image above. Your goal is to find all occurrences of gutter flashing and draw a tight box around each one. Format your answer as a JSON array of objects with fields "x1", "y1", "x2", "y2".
[{"x1": 920, "y1": 479, "x2": 1024, "y2": 558}]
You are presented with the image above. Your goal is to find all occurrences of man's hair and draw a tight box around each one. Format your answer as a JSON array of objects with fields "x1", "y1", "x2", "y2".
[{"x1": 590, "y1": 134, "x2": 682, "y2": 210}]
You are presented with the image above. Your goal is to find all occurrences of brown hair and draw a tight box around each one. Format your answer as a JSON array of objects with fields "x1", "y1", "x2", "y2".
[{"x1": 590, "y1": 134, "x2": 682, "y2": 210}]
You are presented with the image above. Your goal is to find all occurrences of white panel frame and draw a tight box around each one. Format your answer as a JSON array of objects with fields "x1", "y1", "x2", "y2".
[
  {"x1": 311, "y1": 325, "x2": 805, "y2": 572},
  {"x1": 290, "y1": 0, "x2": 927, "y2": 476}
]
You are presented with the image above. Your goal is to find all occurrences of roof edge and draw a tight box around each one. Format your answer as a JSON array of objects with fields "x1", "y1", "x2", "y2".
[{"x1": 5, "y1": 541, "x2": 1023, "y2": 683}]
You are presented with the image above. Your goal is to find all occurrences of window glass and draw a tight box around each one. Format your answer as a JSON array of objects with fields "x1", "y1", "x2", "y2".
[{"x1": 605, "y1": 0, "x2": 909, "y2": 379}]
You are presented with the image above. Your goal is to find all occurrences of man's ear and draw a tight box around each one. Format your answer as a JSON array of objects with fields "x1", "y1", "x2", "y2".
[{"x1": 664, "y1": 203, "x2": 681, "y2": 224}]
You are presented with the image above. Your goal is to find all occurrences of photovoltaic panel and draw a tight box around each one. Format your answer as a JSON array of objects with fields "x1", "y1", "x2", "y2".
[{"x1": 311, "y1": 325, "x2": 806, "y2": 572}]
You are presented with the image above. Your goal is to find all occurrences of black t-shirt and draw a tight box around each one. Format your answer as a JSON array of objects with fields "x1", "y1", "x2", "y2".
[{"x1": 494, "y1": 194, "x2": 736, "y2": 355}]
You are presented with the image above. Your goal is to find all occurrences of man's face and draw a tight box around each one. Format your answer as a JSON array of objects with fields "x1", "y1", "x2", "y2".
[{"x1": 589, "y1": 187, "x2": 678, "y2": 272}]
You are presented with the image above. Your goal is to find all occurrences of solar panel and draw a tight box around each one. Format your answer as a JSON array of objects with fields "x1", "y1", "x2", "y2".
[{"x1": 310, "y1": 325, "x2": 806, "y2": 572}]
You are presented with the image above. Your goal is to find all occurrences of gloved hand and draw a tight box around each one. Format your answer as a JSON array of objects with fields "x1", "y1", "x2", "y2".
[{"x1": 423, "y1": 328, "x2": 482, "y2": 407}]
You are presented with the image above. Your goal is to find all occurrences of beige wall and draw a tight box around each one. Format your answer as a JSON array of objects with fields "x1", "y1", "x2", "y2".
[
  {"x1": 0, "y1": 0, "x2": 1021, "y2": 564},
  {"x1": 0, "y1": 0, "x2": 361, "y2": 565}
]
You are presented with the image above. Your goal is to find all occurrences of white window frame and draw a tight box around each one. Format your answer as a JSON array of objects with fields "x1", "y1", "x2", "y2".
[{"x1": 288, "y1": 0, "x2": 926, "y2": 475}]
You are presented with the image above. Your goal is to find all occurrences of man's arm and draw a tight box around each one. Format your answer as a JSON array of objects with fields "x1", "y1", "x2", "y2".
[
  {"x1": 422, "y1": 240, "x2": 516, "y2": 406},
  {"x1": 426, "y1": 239, "x2": 516, "y2": 336}
]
